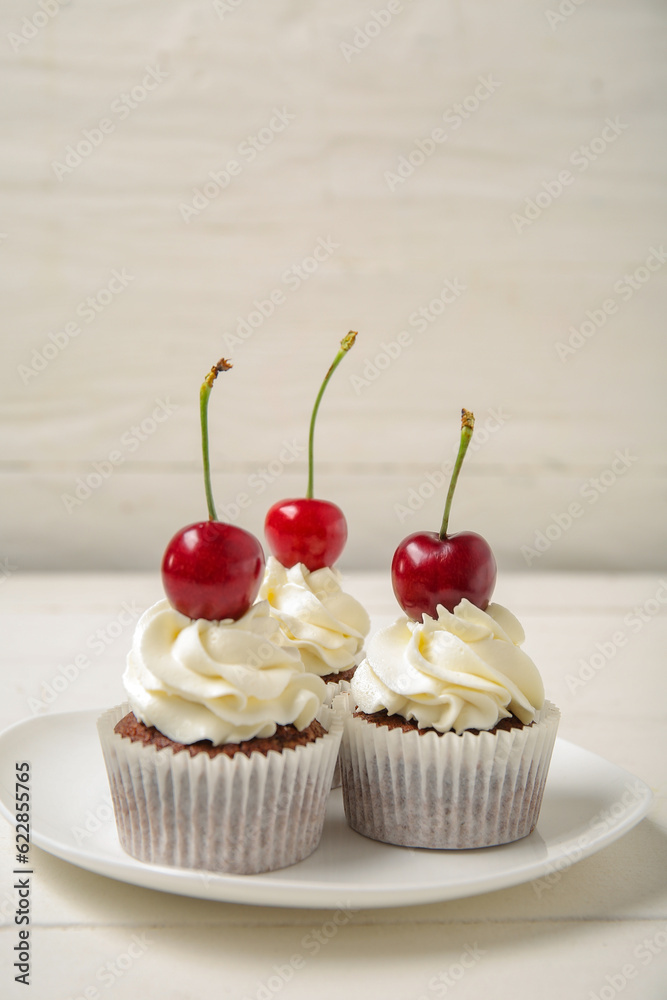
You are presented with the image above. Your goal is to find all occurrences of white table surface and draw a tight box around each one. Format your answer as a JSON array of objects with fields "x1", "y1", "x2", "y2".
[{"x1": 0, "y1": 571, "x2": 665, "y2": 999}]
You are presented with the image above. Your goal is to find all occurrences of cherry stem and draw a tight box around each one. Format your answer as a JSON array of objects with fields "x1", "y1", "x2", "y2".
[
  {"x1": 306, "y1": 332, "x2": 357, "y2": 499},
  {"x1": 439, "y1": 409, "x2": 475, "y2": 540},
  {"x1": 200, "y1": 359, "x2": 232, "y2": 521}
]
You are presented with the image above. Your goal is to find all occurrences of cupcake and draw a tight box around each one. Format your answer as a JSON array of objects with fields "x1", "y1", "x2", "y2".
[
  {"x1": 258, "y1": 556, "x2": 370, "y2": 701},
  {"x1": 340, "y1": 599, "x2": 560, "y2": 849},
  {"x1": 97, "y1": 599, "x2": 343, "y2": 874}
]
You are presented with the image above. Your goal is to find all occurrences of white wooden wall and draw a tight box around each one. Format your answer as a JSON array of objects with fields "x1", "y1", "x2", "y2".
[{"x1": 1, "y1": 0, "x2": 665, "y2": 573}]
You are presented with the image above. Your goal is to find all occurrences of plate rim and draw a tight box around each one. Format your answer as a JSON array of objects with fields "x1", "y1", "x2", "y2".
[{"x1": 0, "y1": 707, "x2": 654, "y2": 909}]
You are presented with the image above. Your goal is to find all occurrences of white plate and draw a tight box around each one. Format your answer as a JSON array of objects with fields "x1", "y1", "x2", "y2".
[{"x1": 0, "y1": 709, "x2": 653, "y2": 909}]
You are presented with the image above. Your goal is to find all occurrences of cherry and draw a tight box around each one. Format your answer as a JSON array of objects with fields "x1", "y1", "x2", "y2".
[
  {"x1": 264, "y1": 333, "x2": 356, "y2": 571},
  {"x1": 161, "y1": 360, "x2": 265, "y2": 621},
  {"x1": 391, "y1": 530, "x2": 496, "y2": 623},
  {"x1": 163, "y1": 521, "x2": 265, "y2": 623},
  {"x1": 391, "y1": 409, "x2": 497, "y2": 621},
  {"x1": 265, "y1": 498, "x2": 347, "y2": 571}
]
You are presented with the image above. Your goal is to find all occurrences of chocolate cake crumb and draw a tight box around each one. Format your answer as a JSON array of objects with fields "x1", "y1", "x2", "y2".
[
  {"x1": 353, "y1": 708, "x2": 532, "y2": 737},
  {"x1": 321, "y1": 664, "x2": 357, "y2": 685},
  {"x1": 114, "y1": 712, "x2": 326, "y2": 759}
]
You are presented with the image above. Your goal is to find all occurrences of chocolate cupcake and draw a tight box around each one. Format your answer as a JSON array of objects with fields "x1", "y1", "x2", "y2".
[
  {"x1": 339, "y1": 599, "x2": 560, "y2": 849},
  {"x1": 97, "y1": 599, "x2": 343, "y2": 874},
  {"x1": 258, "y1": 557, "x2": 370, "y2": 788}
]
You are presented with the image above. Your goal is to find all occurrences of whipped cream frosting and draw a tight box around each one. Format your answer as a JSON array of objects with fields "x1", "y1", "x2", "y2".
[
  {"x1": 258, "y1": 557, "x2": 370, "y2": 678},
  {"x1": 123, "y1": 599, "x2": 326, "y2": 745},
  {"x1": 351, "y1": 599, "x2": 544, "y2": 734}
]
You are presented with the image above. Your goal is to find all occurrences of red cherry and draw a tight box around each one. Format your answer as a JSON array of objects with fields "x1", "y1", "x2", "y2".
[
  {"x1": 265, "y1": 332, "x2": 357, "y2": 570},
  {"x1": 160, "y1": 358, "x2": 265, "y2": 621},
  {"x1": 391, "y1": 530, "x2": 496, "y2": 621},
  {"x1": 265, "y1": 498, "x2": 347, "y2": 571},
  {"x1": 162, "y1": 521, "x2": 265, "y2": 621},
  {"x1": 391, "y1": 409, "x2": 498, "y2": 621}
]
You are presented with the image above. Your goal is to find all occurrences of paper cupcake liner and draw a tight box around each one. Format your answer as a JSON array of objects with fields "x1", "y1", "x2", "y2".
[
  {"x1": 339, "y1": 699, "x2": 560, "y2": 849},
  {"x1": 324, "y1": 680, "x2": 352, "y2": 788},
  {"x1": 322, "y1": 676, "x2": 351, "y2": 707},
  {"x1": 97, "y1": 702, "x2": 343, "y2": 875}
]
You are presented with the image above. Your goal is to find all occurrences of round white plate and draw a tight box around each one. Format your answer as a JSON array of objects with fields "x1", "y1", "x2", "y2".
[{"x1": 0, "y1": 709, "x2": 652, "y2": 909}]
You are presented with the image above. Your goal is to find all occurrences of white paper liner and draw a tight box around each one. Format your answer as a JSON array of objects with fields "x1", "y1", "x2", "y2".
[
  {"x1": 322, "y1": 675, "x2": 351, "y2": 708},
  {"x1": 339, "y1": 698, "x2": 560, "y2": 849},
  {"x1": 324, "y1": 679, "x2": 352, "y2": 789},
  {"x1": 97, "y1": 702, "x2": 343, "y2": 875}
]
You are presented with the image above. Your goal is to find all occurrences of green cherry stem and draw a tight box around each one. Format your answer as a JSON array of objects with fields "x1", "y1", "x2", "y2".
[
  {"x1": 439, "y1": 408, "x2": 475, "y2": 540},
  {"x1": 306, "y1": 331, "x2": 357, "y2": 500},
  {"x1": 199, "y1": 358, "x2": 232, "y2": 521}
]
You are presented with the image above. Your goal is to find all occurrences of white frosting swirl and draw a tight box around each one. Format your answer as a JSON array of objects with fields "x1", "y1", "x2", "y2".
[
  {"x1": 258, "y1": 557, "x2": 370, "y2": 677},
  {"x1": 351, "y1": 599, "x2": 544, "y2": 734},
  {"x1": 123, "y1": 599, "x2": 326, "y2": 745}
]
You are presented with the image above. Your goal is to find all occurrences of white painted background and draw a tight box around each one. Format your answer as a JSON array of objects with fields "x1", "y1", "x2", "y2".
[{"x1": 1, "y1": 0, "x2": 665, "y2": 574}]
